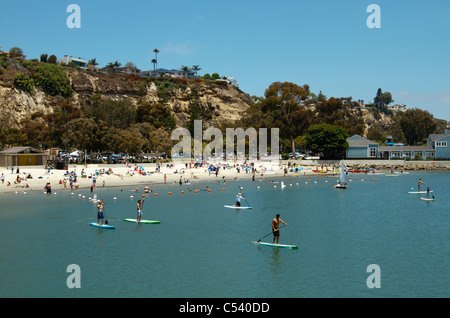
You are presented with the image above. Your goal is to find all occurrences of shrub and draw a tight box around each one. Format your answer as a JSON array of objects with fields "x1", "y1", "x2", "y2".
[
  {"x1": 13, "y1": 73, "x2": 34, "y2": 94},
  {"x1": 33, "y1": 63, "x2": 72, "y2": 97}
]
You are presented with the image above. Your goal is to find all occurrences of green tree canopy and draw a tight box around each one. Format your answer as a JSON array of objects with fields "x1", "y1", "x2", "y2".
[
  {"x1": 400, "y1": 108, "x2": 436, "y2": 145},
  {"x1": 304, "y1": 123, "x2": 349, "y2": 159},
  {"x1": 136, "y1": 102, "x2": 176, "y2": 130}
]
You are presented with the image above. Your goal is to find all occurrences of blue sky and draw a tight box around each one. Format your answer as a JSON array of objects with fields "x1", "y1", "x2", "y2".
[{"x1": 1, "y1": 0, "x2": 449, "y2": 121}]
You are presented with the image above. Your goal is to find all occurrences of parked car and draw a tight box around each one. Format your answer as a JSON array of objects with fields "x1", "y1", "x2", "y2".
[{"x1": 289, "y1": 152, "x2": 305, "y2": 159}]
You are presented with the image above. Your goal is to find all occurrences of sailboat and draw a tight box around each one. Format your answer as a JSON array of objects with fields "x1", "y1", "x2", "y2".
[{"x1": 334, "y1": 160, "x2": 348, "y2": 189}]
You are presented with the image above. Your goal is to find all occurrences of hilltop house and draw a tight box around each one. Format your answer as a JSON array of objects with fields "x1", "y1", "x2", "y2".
[
  {"x1": 59, "y1": 55, "x2": 88, "y2": 69},
  {"x1": 101, "y1": 65, "x2": 141, "y2": 75},
  {"x1": 141, "y1": 68, "x2": 196, "y2": 79},
  {"x1": 388, "y1": 104, "x2": 408, "y2": 112}
]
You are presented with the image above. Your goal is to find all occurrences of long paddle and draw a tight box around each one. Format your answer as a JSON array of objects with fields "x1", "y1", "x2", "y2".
[
  {"x1": 238, "y1": 185, "x2": 251, "y2": 207},
  {"x1": 257, "y1": 224, "x2": 285, "y2": 243}
]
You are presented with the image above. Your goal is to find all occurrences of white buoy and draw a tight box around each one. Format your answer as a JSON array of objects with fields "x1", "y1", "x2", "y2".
[
  {"x1": 82, "y1": 195, "x2": 85, "y2": 198},
  {"x1": 113, "y1": 197, "x2": 117, "y2": 200},
  {"x1": 130, "y1": 195, "x2": 134, "y2": 198},
  {"x1": 23, "y1": 192, "x2": 27, "y2": 195},
  {"x1": 257, "y1": 186, "x2": 260, "y2": 189}
]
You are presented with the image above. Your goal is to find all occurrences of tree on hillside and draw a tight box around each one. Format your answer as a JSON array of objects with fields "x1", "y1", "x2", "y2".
[
  {"x1": 40, "y1": 54, "x2": 48, "y2": 63},
  {"x1": 88, "y1": 58, "x2": 99, "y2": 66},
  {"x1": 374, "y1": 88, "x2": 393, "y2": 108},
  {"x1": 9, "y1": 47, "x2": 23, "y2": 58},
  {"x1": 136, "y1": 102, "x2": 176, "y2": 130},
  {"x1": 151, "y1": 59, "x2": 157, "y2": 75},
  {"x1": 400, "y1": 108, "x2": 436, "y2": 145},
  {"x1": 181, "y1": 65, "x2": 191, "y2": 78},
  {"x1": 262, "y1": 81, "x2": 310, "y2": 156},
  {"x1": 47, "y1": 55, "x2": 57, "y2": 64},
  {"x1": 304, "y1": 123, "x2": 349, "y2": 159},
  {"x1": 192, "y1": 65, "x2": 201, "y2": 76},
  {"x1": 125, "y1": 62, "x2": 136, "y2": 68},
  {"x1": 153, "y1": 48, "x2": 159, "y2": 67}
]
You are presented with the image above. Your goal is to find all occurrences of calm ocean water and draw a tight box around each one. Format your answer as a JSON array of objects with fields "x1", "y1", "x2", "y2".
[{"x1": 1, "y1": 171, "x2": 449, "y2": 298}]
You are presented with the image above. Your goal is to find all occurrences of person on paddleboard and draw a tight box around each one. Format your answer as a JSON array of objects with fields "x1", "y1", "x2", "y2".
[
  {"x1": 97, "y1": 199, "x2": 105, "y2": 225},
  {"x1": 426, "y1": 186, "x2": 432, "y2": 199},
  {"x1": 235, "y1": 193, "x2": 245, "y2": 207},
  {"x1": 272, "y1": 214, "x2": 287, "y2": 245},
  {"x1": 137, "y1": 199, "x2": 144, "y2": 223},
  {"x1": 418, "y1": 178, "x2": 424, "y2": 192}
]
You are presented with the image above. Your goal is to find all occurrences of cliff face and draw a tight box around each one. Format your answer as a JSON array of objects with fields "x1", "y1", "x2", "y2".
[{"x1": 0, "y1": 64, "x2": 254, "y2": 128}]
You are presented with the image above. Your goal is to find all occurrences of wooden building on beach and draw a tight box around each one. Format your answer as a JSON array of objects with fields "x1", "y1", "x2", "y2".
[{"x1": 0, "y1": 146, "x2": 46, "y2": 167}]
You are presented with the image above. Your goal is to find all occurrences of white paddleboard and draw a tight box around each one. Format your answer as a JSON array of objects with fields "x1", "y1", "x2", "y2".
[
  {"x1": 408, "y1": 191, "x2": 433, "y2": 194},
  {"x1": 254, "y1": 241, "x2": 298, "y2": 249},
  {"x1": 90, "y1": 222, "x2": 115, "y2": 229},
  {"x1": 421, "y1": 197, "x2": 435, "y2": 201},
  {"x1": 124, "y1": 218, "x2": 160, "y2": 224},
  {"x1": 224, "y1": 205, "x2": 252, "y2": 209}
]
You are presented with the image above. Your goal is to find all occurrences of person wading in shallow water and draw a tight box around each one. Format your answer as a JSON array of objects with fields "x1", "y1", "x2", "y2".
[{"x1": 272, "y1": 214, "x2": 287, "y2": 245}]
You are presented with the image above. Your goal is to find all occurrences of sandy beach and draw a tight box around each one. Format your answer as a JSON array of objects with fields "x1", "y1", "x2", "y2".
[{"x1": 0, "y1": 161, "x2": 321, "y2": 194}]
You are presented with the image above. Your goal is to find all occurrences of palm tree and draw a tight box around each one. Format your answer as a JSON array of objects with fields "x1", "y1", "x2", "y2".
[
  {"x1": 191, "y1": 65, "x2": 201, "y2": 76},
  {"x1": 181, "y1": 65, "x2": 191, "y2": 78},
  {"x1": 88, "y1": 58, "x2": 99, "y2": 66},
  {"x1": 151, "y1": 59, "x2": 157, "y2": 76},
  {"x1": 106, "y1": 62, "x2": 115, "y2": 72},
  {"x1": 153, "y1": 48, "x2": 159, "y2": 70}
]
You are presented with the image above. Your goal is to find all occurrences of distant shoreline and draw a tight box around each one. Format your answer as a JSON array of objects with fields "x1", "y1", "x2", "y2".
[{"x1": 1, "y1": 160, "x2": 449, "y2": 195}]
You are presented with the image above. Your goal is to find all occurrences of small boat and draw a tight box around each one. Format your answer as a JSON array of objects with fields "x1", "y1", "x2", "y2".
[{"x1": 334, "y1": 160, "x2": 348, "y2": 189}]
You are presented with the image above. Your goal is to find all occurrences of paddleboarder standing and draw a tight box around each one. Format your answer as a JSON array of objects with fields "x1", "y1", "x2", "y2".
[
  {"x1": 137, "y1": 199, "x2": 144, "y2": 223},
  {"x1": 235, "y1": 193, "x2": 245, "y2": 207},
  {"x1": 272, "y1": 214, "x2": 287, "y2": 245},
  {"x1": 418, "y1": 178, "x2": 424, "y2": 192},
  {"x1": 97, "y1": 199, "x2": 105, "y2": 225}
]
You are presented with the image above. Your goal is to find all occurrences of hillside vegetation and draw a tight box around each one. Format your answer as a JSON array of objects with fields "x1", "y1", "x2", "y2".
[{"x1": 0, "y1": 53, "x2": 448, "y2": 157}]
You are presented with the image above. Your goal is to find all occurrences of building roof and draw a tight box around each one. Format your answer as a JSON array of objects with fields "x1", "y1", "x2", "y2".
[
  {"x1": 0, "y1": 146, "x2": 44, "y2": 154},
  {"x1": 347, "y1": 135, "x2": 379, "y2": 147},
  {"x1": 428, "y1": 134, "x2": 445, "y2": 142}
]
